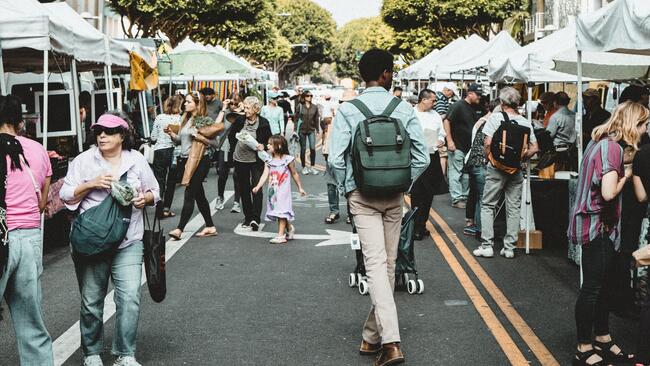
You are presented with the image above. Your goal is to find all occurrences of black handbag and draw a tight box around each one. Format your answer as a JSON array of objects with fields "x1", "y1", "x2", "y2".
[{"x1": 143, "y1": 206, "x2": 166, "y2": 303}]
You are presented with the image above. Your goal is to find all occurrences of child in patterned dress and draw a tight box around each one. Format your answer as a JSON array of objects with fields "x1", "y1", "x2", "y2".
[{"x1": 253, "y1": 135, "x2": 306, "y2": 244}]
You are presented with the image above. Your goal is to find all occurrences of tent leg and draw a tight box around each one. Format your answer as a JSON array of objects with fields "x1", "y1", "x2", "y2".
[
  {"x1": 576, "y1": 50, "x2": 584, "y2": 171},
  {"x1": 104, "y1": 65, "x2": 112, "y2": 110},
  {"x1": 526, "y1": 83, "x2": 534, "y2": 254},
  {"x1": 43, "y1": 50, "x2": 49, "y2": 151},
  {"x1": 157, "y1": 84, "x2": 163, "y2": 115},
  {"x1": 71, "y1": 59, "x2": 83, "y2": 153},
  {"x1": 0, "y1": 41, "x2": 6, "y2": 96},
  {"x1": 107, "y1": 65, "x2": 114, "y2": 110},
  {"x1": 168, "y1": 63, "x2": 173, "y2": 97}
]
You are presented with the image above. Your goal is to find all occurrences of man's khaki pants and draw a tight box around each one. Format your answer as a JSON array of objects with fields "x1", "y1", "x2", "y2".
[{"x1": 349, "y1": 190, "x2": 403, "y2": 345}]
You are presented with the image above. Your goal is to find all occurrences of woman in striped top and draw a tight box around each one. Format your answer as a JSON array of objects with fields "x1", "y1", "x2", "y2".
[{"x1": 569, "y1": 101, "x2": 649, "y2": 366}]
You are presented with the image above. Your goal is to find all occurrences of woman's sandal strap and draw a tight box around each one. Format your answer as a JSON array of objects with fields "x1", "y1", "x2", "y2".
[
  {"x1": 574, "y1": 349, "x2": 608, "y2": 366},
  {"x1": 594, "y1": 340, "x2": 635, "y2": 361}
]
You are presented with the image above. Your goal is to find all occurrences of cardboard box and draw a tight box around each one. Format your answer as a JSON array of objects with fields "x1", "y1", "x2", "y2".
[{"x1": 516, "y1": 230, "x2": 542, "y2": 249}]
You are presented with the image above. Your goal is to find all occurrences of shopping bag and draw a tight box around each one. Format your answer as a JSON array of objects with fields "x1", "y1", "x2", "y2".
[
  {"x1": 181, "y1": 140, "x2": 206, "y2": 186},
  {"x1": 143, "y1": 207, "x2": 166, "y2": 302}
]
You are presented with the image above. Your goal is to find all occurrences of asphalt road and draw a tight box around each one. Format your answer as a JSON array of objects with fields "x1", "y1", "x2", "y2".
[{"x1": 0, "y1": 153, "x2": 639, "y2": 365}]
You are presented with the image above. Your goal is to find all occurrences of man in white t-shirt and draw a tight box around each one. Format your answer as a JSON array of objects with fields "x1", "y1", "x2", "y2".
[
  {"x1": 411, "y1": 89, "x2": 447, "y2": 240},
  {"x1": 473, "y1": 87, "x2": 539, "y2": 259}
]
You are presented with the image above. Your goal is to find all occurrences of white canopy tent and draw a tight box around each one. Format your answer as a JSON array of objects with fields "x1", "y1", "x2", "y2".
[
  {"x1": 572, "y1": 0, "x2": 650, "y2": 167},
  {"x1": 437, "y1": 31, "x2": 521, "y2": 75}
]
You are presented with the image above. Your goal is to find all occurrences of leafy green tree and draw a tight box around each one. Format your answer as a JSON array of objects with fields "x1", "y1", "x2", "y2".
[
  {"x1": 382, "y1": 0, "x2": 526, "y2": 60},
  {"x1": 333, "y1": 17, "x2": 395, "y2": 80},
  {"x1": 274, "y1": 0, "x2": 336, "y2": 81},
  {"x1": 108, "y1": 0, "x2": 289, "y2": 63}
]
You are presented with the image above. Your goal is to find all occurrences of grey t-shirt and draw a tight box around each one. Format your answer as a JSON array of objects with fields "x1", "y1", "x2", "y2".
[
  {"x1": 233, "y1": 119, "x2": 259, "y2": 163},
  {"x1": 206, "y1": 99, "x2": 223, "y2": 120},
  {"x1": 482, "y1": 112, "x2": 538, "y2": 144}
]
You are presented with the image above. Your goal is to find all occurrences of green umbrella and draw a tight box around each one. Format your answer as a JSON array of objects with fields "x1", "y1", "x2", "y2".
[{"x1": 158, "y1": 50, "x2": 249, "y2": 77}]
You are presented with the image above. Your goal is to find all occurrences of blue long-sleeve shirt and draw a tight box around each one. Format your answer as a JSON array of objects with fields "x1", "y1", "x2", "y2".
[{"x1": 328, "y1": 86, "x2": 430, "y2": 194}]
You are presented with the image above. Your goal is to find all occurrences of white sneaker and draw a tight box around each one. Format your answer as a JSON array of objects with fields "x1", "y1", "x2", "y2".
[
  {"x1": 84, "y1": 355, "x2": 103, "y2": 366},
  {"x1": 113, "y1": 356, "x2": 141, "y2": 366},
  {"x1": 302, "y1": 167, "x2": 310, "y2": 175},
  {"x1": 500, "y1": 248, "x2": 515, "y2": 259},
  {"x1": 270, "y1": 236, "x2": 288, "y2": 244},
  {"x1": 473, "y1": 246, "x2": 494, "y2": 258},
  {"x1": 215, "y1": 197, "x2": 225, "y2": 211},
  {"x1": 230, "y1": 201, "x2": 241, "y2": 213}
]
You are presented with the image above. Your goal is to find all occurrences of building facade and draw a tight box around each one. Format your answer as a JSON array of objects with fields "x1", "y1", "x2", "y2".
[{"x1": 525, "y1": 0, "x2": 614, "y2": 41}]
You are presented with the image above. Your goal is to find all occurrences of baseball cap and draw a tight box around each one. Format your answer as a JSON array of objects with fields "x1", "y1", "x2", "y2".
[{"x1": 467, "y1": 83, "x2": 483, "y2": 96}]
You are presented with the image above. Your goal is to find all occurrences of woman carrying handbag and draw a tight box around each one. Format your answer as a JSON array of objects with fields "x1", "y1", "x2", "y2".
[{"x1": 60, "y1": 111, "x2": 160, "y2": 366}]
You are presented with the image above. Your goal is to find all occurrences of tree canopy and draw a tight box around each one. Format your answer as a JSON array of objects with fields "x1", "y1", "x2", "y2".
[
  {"x1": 382, "y1": 0, "x2": 526, "y2": 61},
  {"x1": 333, "y1": 17, "x2": 395, "y2": 80},
  {"x1": 274, "y1": 0, "x2": 337, "y2": 78},
  {"x1": 108, "y1": 0, "x2": 290, "y2": 63}
]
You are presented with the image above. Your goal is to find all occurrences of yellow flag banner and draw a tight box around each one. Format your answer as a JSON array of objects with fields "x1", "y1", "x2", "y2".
[{"x1": 129, "y1": 52, "x2": 159, "y2": 91}]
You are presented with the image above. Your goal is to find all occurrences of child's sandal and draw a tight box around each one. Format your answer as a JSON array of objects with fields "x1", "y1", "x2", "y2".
[{"x1": 594, "y1": 340, "x2": 635, "y2": 364}]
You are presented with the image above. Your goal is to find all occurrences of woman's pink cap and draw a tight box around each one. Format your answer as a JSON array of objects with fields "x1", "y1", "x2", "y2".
[{"x1": 93, "y1": 114, "x2": 129, "y2": 129}]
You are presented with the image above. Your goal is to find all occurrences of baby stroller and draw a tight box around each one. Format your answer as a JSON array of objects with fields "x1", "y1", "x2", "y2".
[{"x1": 348, "y1": 208, "x2": 424, "y2": 295}]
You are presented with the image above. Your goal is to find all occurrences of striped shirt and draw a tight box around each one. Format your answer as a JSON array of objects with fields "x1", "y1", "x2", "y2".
[
  {"x1": 567, "y1": 138, "x2": 624, "y2": 249},
  {"x1": 434, "y1": 92, "x2": 450, "y2": 116}
]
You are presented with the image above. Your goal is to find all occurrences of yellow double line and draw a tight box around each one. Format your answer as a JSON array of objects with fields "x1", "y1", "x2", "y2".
[{"x1": 403, "y1": 196, "x2": 559, "y2": 365}]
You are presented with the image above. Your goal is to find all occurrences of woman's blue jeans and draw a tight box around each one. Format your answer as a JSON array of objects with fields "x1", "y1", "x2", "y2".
[
  {"x1": 73, "y1": 241, "x2": 144, "y2": 357},
  {"x1": 467, "y1": 166, "x2": 486, "y2": 230},
  {"x1": 299, "y1": 132, "x2": 316, "y2": 167},
  {"x1": 0, "y1": 228, "x2": 54, "y2": 365}
]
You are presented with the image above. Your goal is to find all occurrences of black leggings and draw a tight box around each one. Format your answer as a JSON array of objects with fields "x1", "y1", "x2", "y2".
[
  {"x1": 575, "y1": 235, "x2": 617, "y2": 343},
  {"x1": 216, "y1": 150, "x2": 240, "y2": 202},
  {"x1": 177, "y1": 156, "x2": 214, "y2": 231},
  {"x1": 152, "y1": 147, "x2": 177, "y2": 212}
]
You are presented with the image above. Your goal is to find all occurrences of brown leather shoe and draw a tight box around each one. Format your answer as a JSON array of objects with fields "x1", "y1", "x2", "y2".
[
  {"x1": 359, "y1": 340, "x2": 382, "y2": 355},
  {"x1": 374, "y1": 343, "x2": 405, "y2": 366}
]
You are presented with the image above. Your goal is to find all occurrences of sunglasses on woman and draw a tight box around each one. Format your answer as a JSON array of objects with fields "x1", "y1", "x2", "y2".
[{"x1": 94, "y1": 126, "x2": 123, "y2": 136}]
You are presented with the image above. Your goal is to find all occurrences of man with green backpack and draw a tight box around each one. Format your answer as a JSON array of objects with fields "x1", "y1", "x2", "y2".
[{"x1": 329, "y1": 49, "x2": 429, "y2": 366}]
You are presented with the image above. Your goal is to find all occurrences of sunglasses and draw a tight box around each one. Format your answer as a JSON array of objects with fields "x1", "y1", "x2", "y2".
[
  {"x1": 94, "y1": 126, "x2": 123, "y2": 136},
  {"x1": 305, "y1": 95, "x2": 313, "y2": 98}
]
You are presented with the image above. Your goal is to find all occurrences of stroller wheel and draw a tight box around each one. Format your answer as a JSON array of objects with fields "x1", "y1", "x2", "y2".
[
  {"x1": 407, "y1": 280, "x2": 418, "y2": 295},
  {"x1": 348, "y1": 273, "x2": 357, "y2": 287},
  {"x1": 358, "y1": 279, "x2": 369, "y2": 295},
  {"x1": 357, "y1": 273, "x2": 364, "y2": 286},
  {"x1": 417, "y1": 279, "x2": 425, "y2": 294},
  {"x1": 403, "y1": 273, "x2": 410, "y2": 284}
]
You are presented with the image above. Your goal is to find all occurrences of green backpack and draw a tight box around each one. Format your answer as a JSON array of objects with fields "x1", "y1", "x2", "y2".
[
  {"x1": 348, "y1": 97, "x2": 412, "y2": 196},
  {"x1": 70, "y1": 173, "x2": 133, "y2": 258}
]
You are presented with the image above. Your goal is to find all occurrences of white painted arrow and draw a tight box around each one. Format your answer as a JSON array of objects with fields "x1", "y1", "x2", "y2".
[{"x1": 233, "y1": 224, "x2": 350, "y2": 247}]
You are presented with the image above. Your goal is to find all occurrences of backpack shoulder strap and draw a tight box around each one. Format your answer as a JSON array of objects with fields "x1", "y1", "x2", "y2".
[
  {"x1": 500, "y1": 111, "x2": 510, "y2": 124},
  {"x1": 382, "y1": 97, "x2": 402, "y2": 117},
  {"x1": 348, "y1": 99, "x2": 374, "y2": 119}
]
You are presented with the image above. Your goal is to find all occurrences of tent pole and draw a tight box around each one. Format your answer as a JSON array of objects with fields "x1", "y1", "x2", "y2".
[
  {"x1": 103, "y1": 65, "x2": 112, "y2": 110},
  {"x1": 576, "y1": 50, "x2": 584, "y2": 171},
  {"x1": 71, "y1": 59, "x2": 83, "y2": 153},
  {"x1": 168, "y1": 62, "x2": 173, "y2": 97},
  {"x1": 157, "y1": 84, "x2": 163, "y2": 115},
  {"x1": 526, "y1": 82, "x2": 533, "y2": 255},
  {"x1": 43, "y1": 50, "x2": 49, "y2": 151},
  {"x1": 107, "y1": 65, "x2": 114, "y2": 110},
  {"x1": 0, "y1": 41, "x2": 6, "y2": 96}
]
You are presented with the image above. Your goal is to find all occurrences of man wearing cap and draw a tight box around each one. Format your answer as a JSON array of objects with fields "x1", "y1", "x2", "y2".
[
  {"x1": 582, "y1": 88, "x2": 611, "y2": 151},
  {"x1": 443, "y1": 83, "x2": 482, "y2": 209},
  {"x1": 546, "y1": 91, "x2": 577, "y2": 171},
  {"x1": 199, "y1": 88, "x2": 223, "y2": 121},
  {"x1": 277, "y1": 91, "x2": 293, "y2": 128}
]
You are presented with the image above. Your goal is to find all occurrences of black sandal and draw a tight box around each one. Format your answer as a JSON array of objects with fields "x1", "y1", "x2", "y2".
[
  {"x1": 594, "y1": 340, "x2": 635, "y2": 364},
  {"x1": 325, "y1": 213, "x2": 340, "y2": 224},
  {"x1": 573, "y1": 349, "x2": 610, "y2": 366}
]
